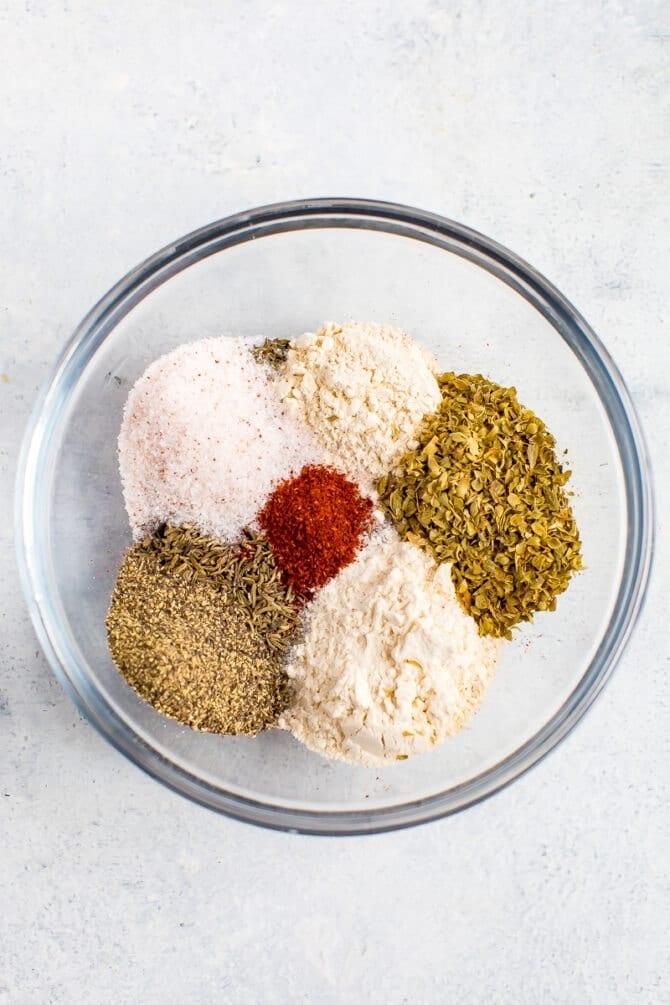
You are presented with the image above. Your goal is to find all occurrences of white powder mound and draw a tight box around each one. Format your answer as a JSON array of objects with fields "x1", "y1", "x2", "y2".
[
  {"x1": 280, "y1": 529, "x2": 500, "y2": 767},
  {"x1": 275, "y1": 321, "x2": 441, "y2": 492},
  {"x1": 118, "y1": 336, "x2": 318, "y2": 542}
]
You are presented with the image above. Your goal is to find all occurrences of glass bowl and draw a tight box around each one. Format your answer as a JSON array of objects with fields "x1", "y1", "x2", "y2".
[{"x1": 16, "y1": 199, "x2": 653, "y2": 834}]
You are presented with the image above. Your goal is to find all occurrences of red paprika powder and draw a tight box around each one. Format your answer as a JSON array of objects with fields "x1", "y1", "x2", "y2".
[{"x1": 259, "y1": 465, "x2": 373, "y2": 597}]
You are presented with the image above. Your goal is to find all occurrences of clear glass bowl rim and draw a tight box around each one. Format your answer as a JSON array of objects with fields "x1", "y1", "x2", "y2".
[{"x1": 15, "y1": 198, "x2": 654, "y2": 835}]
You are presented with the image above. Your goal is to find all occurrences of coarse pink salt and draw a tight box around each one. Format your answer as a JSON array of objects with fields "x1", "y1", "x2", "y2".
[{"x1": 118, "y1": 336, "x2": 319, "y2": 543}]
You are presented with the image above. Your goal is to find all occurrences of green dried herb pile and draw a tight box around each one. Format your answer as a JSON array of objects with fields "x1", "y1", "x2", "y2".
[
  {"x1": 377, "y1": 373, "x2": 583, "y2": 638},
  {"x1": 106, "y1": 525, "x2": 301, "y2": 734}
]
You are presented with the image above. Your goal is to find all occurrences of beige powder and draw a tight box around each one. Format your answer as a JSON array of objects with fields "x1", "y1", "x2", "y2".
[
  {"x1": 275, "y1": 322, "x2": 441, "y2": 493},
  {"x1": 280, "y1": 528, "x2": 501, "y2": 766}
]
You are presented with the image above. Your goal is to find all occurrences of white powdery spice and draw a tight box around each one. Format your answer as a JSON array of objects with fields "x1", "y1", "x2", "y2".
[
  {"x1": 118, "y1": 336, "x2": 318, "y2": 542},
  {"x1": 275, "y1": 321, "x2": 441, "y2": 492},
  {"x1": 280, "y1": 529, "x2": 501, "y2": 767}
]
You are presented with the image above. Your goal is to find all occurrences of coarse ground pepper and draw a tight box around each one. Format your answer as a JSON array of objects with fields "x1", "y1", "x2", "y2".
[
  {"x1": 258, "y1": 464, "x2": 374, "y2": 597},
  {"x1": 139, "y1": 523, "x2": 300, "y2": 656},
  {"x1": 106, "y1": 530, "x2": 299, "y2": 734}
]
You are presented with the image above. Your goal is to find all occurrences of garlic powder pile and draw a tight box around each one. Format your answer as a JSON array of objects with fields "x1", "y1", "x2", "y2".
[
  {"x1": 275, "y1": 322, "x2": 441, "y2": 492},
  {"x1": 119, "y1": 336, "x2": 318, "y2": 542},
  {"x1": 280, "y1": 528, "x2": 501, "y2": 766}
]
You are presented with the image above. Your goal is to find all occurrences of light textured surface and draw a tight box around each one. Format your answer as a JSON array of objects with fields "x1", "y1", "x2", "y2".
[{"x1": 1, "y1": 3, "x2": 667, "y2": 1003}]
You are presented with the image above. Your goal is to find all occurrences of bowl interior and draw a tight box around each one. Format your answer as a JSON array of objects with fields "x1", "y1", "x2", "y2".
[{"x1": 21, "y1": 207, "x2": 647, "y2": 831}]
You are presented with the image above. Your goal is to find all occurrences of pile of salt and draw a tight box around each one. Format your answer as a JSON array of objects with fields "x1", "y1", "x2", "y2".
[{"x1": 119, "y1": 336, "x2": 318, "y2": 543}]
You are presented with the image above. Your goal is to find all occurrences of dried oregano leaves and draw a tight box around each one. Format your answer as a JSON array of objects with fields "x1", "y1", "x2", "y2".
[
  {"x1": 106, "y1": 525, "x2": 301, "y2": 734},
  {"x1": 376, "y1": 373, "x2": 583, "y2": 638}
]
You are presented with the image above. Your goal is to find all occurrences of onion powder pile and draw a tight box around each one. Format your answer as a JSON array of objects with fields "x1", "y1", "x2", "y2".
[
  {"x1": 275, "y1": 321, "x2": 441, "y2": 492},
  {"x1": 280, "y1": 528, "x2": 501, "y2": 766}
]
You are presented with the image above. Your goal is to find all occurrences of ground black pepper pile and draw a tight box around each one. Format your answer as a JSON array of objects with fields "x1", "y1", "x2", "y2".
[{"x1": 107, "y1": 527, "x2": 300, "y2": 734}]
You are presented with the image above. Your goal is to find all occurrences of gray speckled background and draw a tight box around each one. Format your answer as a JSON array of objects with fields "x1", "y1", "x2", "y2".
[{"x1": 1, "y1": 3, "x2": 667, "y2": 1003}]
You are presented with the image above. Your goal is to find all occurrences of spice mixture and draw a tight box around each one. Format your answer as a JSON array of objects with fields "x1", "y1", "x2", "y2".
[
  {"x1": 259, "y1": 464, "x2": 374, "y2": 597},
  {"x1": 377, "y1": 373, "x2": 583, "y2": 638},
  {"x1": 109, "y1": 321, "x2": 583, "y2": 765}
]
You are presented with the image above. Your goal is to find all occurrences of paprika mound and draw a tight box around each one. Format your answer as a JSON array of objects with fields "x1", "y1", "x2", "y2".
[{"x1": 259, "y1": 465, "x2": 374, "y2": 597}]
